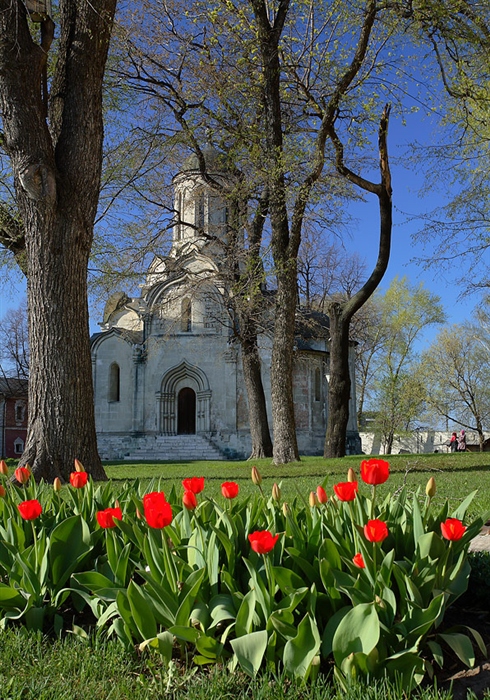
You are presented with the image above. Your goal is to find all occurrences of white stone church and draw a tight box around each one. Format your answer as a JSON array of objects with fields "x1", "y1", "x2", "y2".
[{"x1": 91, "y1": 150, "x2": 360, "y2": 460}]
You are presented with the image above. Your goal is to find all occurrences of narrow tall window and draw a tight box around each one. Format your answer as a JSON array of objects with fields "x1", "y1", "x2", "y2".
[
  {"x1": 314, "y1": 367, "x2": 321, "y2": 402},
  {"x1": 196, "y1": 192, "x2": 205, "y2": 231},
  {"x1": 177, "y1": 192, "x2": 183, "y2": 240},
  {"x1": 181, "y1": 298, "x2": 192, "y2": 332},
  {"x1": 108, "y1": 362, "x2": 120, "y2": 402}
]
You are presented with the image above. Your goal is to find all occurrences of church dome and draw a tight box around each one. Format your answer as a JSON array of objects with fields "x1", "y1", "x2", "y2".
[{"x1": 181, "y1": 145, "x2": 229, "y2": 173}]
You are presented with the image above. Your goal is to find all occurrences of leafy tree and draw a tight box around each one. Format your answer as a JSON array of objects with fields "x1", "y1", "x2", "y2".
[
  {"x1": 0, "y1": 1, "x2": 116, "y2": 481},
  {"x1": 421, "y1": 322, "x2": 490, "y2": 450},
  {"x1": 114, "y1": 0, "x2": 402, "y2": 462},
  {"x1": 364, "y1": 277, "x2": 445, "y2": 453},
  {"x1": 410, "y1": 2, "x2": 490, "y2": 292},
  {"x1": 0, "y1": 303, "x2": 29, "y2": 381}
]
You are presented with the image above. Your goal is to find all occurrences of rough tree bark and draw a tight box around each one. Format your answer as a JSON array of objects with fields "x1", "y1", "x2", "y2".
[
  {"x1": 250, "y1": 0, "x2": 301, "y2": 464},
  {"x1": 324, "y1": 106, "x2": 393, "y2": 458},
  {"x1": 0, "y1": 1, "x2": 116, "y2": 481},
  {"x1": 231, "y1": 190, "x2": 273, "y2": 459}
]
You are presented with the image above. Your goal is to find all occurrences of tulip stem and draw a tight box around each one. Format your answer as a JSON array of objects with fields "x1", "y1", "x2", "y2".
[
  {"x1": 371, "y1": 485, "x2": 377, "y2": 520},
  {"x1": 31, "y1": 520, "x2": 38, "y2": 571},
  {"x1": 347, "y1": 502, "x2": 359, "y2": 552},
  {"x1": 264, "y1": 554, "x2": 275, "y2": 604}
]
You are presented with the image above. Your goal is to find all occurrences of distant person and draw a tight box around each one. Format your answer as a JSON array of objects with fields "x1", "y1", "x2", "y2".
[
  {"x1": 450, "y1": 432, "x2": 458, "y2": 452},
  {"x1": 457, "y1": 430, "x2": 467, "y2": 452}
]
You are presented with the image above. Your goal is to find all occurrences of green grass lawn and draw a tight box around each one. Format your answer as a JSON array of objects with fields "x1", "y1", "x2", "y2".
[
  {"x1": 0, "y1": 628, "x2": 456, "y2": 700},
  {"x1": 104, "y1": 451, "x2": 490, "y2": 522}
]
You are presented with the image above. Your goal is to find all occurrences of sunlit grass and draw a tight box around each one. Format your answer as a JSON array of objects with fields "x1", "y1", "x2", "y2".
[
  {"x1": 0, "y1": 628, "x2": 454, "y2": 700},
  {"x1": 103, "y1": 451, "x2": 490, "y2": 521}
]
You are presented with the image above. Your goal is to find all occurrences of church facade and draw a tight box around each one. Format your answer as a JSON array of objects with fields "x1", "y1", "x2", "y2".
[{"x1": 91, "y1": 152, "x2": 360, "y2": 460}]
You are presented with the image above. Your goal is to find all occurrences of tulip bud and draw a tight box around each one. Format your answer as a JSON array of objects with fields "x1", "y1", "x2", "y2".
[
  {"x1": 272, "y1": 483, "x2": 281, "y2": 501},
  {"x1": 251, "y1": 466, "x2": 262, "y2": 486},
  {"x1": 0, "y1": 460, "x2": 8, "y2": 476},
  {"x1": 53, "y1": 477, "x2": 62, "y2": 492},
  {"x1": 74, "y1": 458, "x2": 85, "y2": 472},
  {"x1": 114, "y1": 499, "x2": 120, "y2": 509},
  {"x1": 426, "y1": 477, "x2": 436, "y2": 498},
  {"x1": 0, "y1": 485, "x2": 6, "y2": 497},
  {"x1": 347, "y1": 468, "x2": 356, "y2": 482},
  {"x1": 316, "y1": 485, "x2": 328, "y2": 504},
  {"x1": 309, "y1": 491, "x2": 319, "y2": 508},
  {"x1": 282, "y1": 502, "x2": 290, "y2": 517},
  {"x1": 135, "y1": 507, "x2": 142, "y2": 520}
]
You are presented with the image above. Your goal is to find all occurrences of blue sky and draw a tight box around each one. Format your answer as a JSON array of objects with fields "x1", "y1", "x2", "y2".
[{"x1": 343, "y1": 112, "x2": 480, "y2": 351}]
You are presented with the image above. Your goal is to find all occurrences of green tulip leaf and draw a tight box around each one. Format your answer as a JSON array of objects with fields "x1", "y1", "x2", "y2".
[
  {"x1": 195, "y1": 634, "x2": 223, "y2": 659},
  {"x1": 438, "y1": 632, "x2": 476, "y2": 668},
  {"x1": 235, "y1": 589, "x2": 256, "y2": 637},
  {"x1": 49, "y1": 515, "x2": 91, "y2": 592},
  {"x1": 272, "y1": 566, "x2": 305, "y2": 594},
  {"x1": 283, "y1": 613, "x2": 321, "y2": 679},
  {"x1": 385, "y1": 651, "x2": 426, "y2": 690},
  {"x1": 332, "y1": 603, "x2": 380, "y2": 667},
  {"x1": 168, "y1": 625, "x2": 200, "y2": 643},
  {"x1": 230, "y1": 629, "x2": 268, "y2": 677},
  {"x1": 127, "y1": 581, "x2": 157, "y2": 642},
  {"x1": 0, "y1": 583, "x2": 26, "y2": 610}
]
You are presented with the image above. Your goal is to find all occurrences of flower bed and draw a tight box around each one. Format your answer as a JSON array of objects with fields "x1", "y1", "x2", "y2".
[{"x1": 0, "y1": 459, "x2": 484, "y2": 689}]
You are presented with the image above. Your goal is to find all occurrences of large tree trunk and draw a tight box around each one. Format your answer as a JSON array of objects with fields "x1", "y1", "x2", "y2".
[
  {"x1": 271, "y1": 261, "x2": 300, "y2": 463},
  {"x1": 324, "y1": 106, "x2": 392, "y2": 458},
  {"x1": 23, "y1": 221, "x2": 105, "y2": 480},
  {"x1": 241, "y1": 337, "x2": 273, "y2": 459},
  {"x1": 324, "y1": 303, "x2": 351, "y2": 458},
  {"x1": 0, "y1": 0, "x2": 116, "y2": 481},
  {"x1": 250, "y1": 0, "x2": 299, "y2": 464}
]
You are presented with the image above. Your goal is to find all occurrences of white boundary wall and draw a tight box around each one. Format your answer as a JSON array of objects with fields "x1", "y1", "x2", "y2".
[{"x1": 359, "y1": 431, "x2": 489, "y2": 455}]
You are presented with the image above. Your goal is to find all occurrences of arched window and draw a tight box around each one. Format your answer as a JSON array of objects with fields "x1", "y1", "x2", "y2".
[
  {"x1": 14, "y1": 438, "x2": 24, "y2": 455},
  {"x1": 108, "y1": 362, "x2": 120, "y2": 402},
  {"x1": 314, "y1": 367, "x2": 321, "y2": 402},
  {"x1": 181, "y1": 298, "x2": 192, "y2": 332}
]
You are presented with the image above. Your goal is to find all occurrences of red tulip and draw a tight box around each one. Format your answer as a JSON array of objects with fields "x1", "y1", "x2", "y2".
[
  {"x1": 441, "y1": 518, "x2": 466, "y2": 541},
  {"x1": 221, "y1": 481, "x2": 239, "y2": 499},
  {"x1": 96, "y1": 507, "x2": 123, "y2": 528},
  {"x1": 0, "y1": 485, "x2": 6, "y2": 497},
  {"x1": 0, "y1": 460, "x2": 8, "y2": 476},
  {"x1": 316, "y1": 485, "x2": 328, "y2": 504},
  {"x1": 69, "y1": 471, "x2": 88, "y2": 488},
  {"x1": 14, "y1": 466, "x2": 30, "y2": 484},
  {"x1": 18, "y1": 499, "x2": 42, "y2": 521},
  {"x1": 353, "y1": 552, "x2": 365, "y2": 568},
  {"x1": 182, "y1": 490, "x2": 198, "y2": 510},
  {"x1": 333, "y1": 481, "x2": 358, "y2": 501},
  {"x1": 364, "y1": 519, "x2": 389, "y2": 543},
  {"x1": 182, "y1": 477, "x2": 205, "y2": 494},
  {"x1": 143, "y1": 491, "x2": 173, "y2": 528},
  {"x1": 248, "y1": 530, "x2": 279, "y2": 554},
  {"x1": 360, "y1": 458, "x2": 390, "y2": 485}
]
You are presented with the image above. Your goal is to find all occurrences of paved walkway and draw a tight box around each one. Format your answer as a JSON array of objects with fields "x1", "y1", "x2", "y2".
[{"x1": 469, "y1": 524, "x2": 490, "y2": 552}]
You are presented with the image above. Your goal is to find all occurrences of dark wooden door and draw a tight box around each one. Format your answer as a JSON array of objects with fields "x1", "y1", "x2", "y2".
[{"x1": 178, "y1": 387, "x2": 196, "y2": 434}]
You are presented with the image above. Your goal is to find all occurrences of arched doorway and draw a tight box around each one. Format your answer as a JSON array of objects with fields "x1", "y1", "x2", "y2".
[{"x1": 178, "y1": 387, "x2": 196, "y2": 434}]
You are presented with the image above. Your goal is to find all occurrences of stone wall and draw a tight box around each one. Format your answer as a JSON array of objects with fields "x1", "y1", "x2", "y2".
[{"x1": 360, "y1": 430, "x2": 488, "y2": 455}]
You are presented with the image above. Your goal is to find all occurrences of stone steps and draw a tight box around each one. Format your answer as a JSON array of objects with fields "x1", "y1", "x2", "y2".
[{"x1": 98, "y1": 434, "x2": 225, "y2": 461}]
